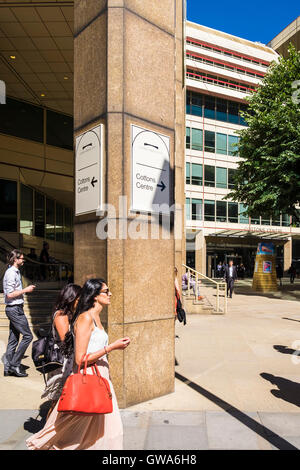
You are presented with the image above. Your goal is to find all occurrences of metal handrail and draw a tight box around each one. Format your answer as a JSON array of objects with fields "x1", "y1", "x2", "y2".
[
  {"x1": 182, "y1": 264, "x2": 227, "y2": 314},
  {"x1": 0, "y1": 235, "x2": 73, "y2": 286}
]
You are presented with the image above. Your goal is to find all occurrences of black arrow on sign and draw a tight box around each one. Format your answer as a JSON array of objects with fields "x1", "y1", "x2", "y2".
[
  {"x1": 91, "y1": 177, "x2": 98, "y2": 187},
  {"x1": 157, "y1": 181, "x2": 166, "y2": 192}
]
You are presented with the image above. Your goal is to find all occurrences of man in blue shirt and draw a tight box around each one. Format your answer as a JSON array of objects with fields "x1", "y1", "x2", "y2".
[{"x1": 3, "y1": 250, "x2": 36, "y2": 377}]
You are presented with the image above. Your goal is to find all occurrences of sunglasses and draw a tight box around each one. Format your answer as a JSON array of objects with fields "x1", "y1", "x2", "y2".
[{"x1": 100, "y1": 288, "x2": 110, "y2": 295}]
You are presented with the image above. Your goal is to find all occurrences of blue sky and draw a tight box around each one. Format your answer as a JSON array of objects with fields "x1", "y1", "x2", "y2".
[{"x1": 187, "y1": 0, "x2": 300, "y2": 45}]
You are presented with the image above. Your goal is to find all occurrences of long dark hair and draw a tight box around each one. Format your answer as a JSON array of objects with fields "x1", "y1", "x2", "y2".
[
  {"x1": 53, "y1": 283, "x2": 82, "y2": 322},
  {"x1": 62, "y1": 278, "x2": 106, "y2": 357}
]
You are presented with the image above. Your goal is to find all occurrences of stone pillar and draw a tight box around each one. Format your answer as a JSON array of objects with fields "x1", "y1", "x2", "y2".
[
  {"x1": 74, "y1": 1, "x2": 185, "y2": 408},
  {"x1": 284, "y1": 238, "x2": 292, "y2": 273},
  {"x1": 195, "y1": 230, "x2": 206, "y2": 275}
]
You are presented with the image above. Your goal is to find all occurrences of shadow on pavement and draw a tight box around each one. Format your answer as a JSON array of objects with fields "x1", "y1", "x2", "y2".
[
  {"x1": 273, "y1": 345, "x2": 298, "y2": 355},
  {"x1": 261, "y1": 373, "x2": 300, "y2": 408},
  {"x1": 282, "y1": 317, "x2": 300, "y2": 323},
  {"x1": 234, "y1": 282, "x2": 300, "y2": 302},
  {"x1": 175, "y1": 371, "x2": 298, "y2": 450},
  {"x1": 24, "y1": 401, "x2": 52, "y2": 434}
]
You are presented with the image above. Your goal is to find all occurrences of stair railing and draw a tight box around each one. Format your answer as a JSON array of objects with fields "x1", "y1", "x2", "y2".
[
  {"x1": 182, "y1": 264, "x2": 227, "y2": 314},
  {"x1": 0, "y1": 235, "x2": 73, "y2": 290}
]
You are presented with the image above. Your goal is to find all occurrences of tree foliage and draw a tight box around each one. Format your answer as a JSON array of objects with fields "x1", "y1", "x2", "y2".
[{"x1": 226, "y1": 44, "x2": 300, "y2": 222}]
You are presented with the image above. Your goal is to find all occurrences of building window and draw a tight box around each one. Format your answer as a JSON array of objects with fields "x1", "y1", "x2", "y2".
[
  {"x1": 204, "y1": 96, "x2": 215, "y2": 120},
  {"x1": 35, "y1": 192, "x2": 45, "y2": 238},
  {"x1": 205, "y1": 130, "x2": 215, "y2": 153},
  {"x1": 56, "y1": 203, "x2": 64, "y2": 242},
  {"x1": 216, "y1": 98, "x2": 227, "y2": 122},
  {"x1": 261, "y1": 214, "x2": 271, "y2": 226},
  {"x1": 251, "y1": 214, "x2": 260, "y2": 225},
  {"x1": 46, "y1": 110, "x2": 73, "y2": 150},
  {"x1": 186, "y1": 127, "x2": 190, "y2": 148},
  {"x1": 191, "y1": 128, "x2": 203, "y2": 151},
  {"x1": 228, "y1": 135, "x2": 239, "y2": 156},
  {"x1": 228, "y1": 168, "x2": 237, "y2": 189},
  {"x1": 185, "y1": 198, "x2": 191, "y2": 220},
  {"x1": 192, "y1": 199, "x2": 203, "y2": 221},
  {"x1": 216, "y1": 133, "x2": 227, "y2": 155},
  {"x1": 0, "y1": 98, "x2": 44, "y2": 144},
  {"x1": 228, "y1": 202, "x2": 238, "y2": 223},
  {"x1": 20, "y1": 184, "x2": 33, "y2": 236},
  {"x1": 186, "y1": 162, "x2": 191, "y2": 184},
  {"x1": 191, "y1": 163, "x2": 203, "y2": 186},
  {"x1": 204, "y1": 165, "x2": 215, "y2": 187},
  {"x1": 216, "y1": 201, "x2": 227, "y2": 222},
  {"x1": 282, "y1": 214, "x2": 290, "y2": 227},
  {"x1": 271, "y1": 211, "x2": 281, "y2": 226},
  {"x1": 216, "y1": 167, "x2": 227, "y2": 189},
  {"x1": 228, "y1": 102, "x2": 239, "y2": 124},
  {"x1": 64, "y1": 207, "x2": 73, "y2": 245},
  {"x1": 46, "y1": 198, "x2": 55, "y2": 240},
  {"x1": 0, "y1": 179, "x2": 17, "y2": 232},
  {"x1": 186, "y1": 91, "x2": 248, "y2": 126},
  {"x1": 239, "y1": 204, "x2": 249, "y2": 224},
  {"x1": 204, "y1": 200, "x2": 215, "y2": 221}
]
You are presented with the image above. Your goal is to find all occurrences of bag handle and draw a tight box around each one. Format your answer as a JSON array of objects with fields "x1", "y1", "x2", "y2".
[{"x1": 77, "y1": 353, "x2": 90, "y2": 374}]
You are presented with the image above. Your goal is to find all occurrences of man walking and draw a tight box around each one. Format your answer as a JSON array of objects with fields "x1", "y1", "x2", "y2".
[
  {"x1": 224, "y1": 260, "x2": 238, "y2": 298},
  {"x1": 3, "y1": 250, "x2": 36, "y2": 377}
]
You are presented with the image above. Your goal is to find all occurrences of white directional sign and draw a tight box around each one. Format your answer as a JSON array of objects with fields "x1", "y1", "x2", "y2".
[
  {"x1": 131, "y1": 124, "x2": 171, "y2": 214},
  {"x1": 75, "y1": 124, "x2": 103, "y2": 216}
]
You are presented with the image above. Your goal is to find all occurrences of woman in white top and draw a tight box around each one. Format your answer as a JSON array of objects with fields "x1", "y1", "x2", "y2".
[{"x1": 26, "y1": 278, "x2": 130, "y2": 450}]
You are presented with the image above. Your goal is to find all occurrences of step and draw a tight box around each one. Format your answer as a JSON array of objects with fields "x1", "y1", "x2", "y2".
[
  {"x1": 0, "y1": 290, "x2": 59, "y2": 331},
  {"x1": 182, "y1": 297, "x2": 221, "y2": 315}
]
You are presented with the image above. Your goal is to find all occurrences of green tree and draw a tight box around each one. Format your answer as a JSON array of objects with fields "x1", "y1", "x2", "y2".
[{"x1": 227, "y1": 44, "x2": 300, "y2": 223}]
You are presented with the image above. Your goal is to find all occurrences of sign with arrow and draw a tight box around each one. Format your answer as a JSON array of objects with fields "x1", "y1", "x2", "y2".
[
  {"x1": 131, "y1": 124, "x2": 171, "y2": 214},
  {"x1": 75, "y1": 124, "x2": 103, "y2": 216}
]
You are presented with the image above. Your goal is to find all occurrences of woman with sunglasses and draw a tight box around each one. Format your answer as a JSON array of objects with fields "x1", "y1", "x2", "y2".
[{"x1": 26, "y1": 278, "x2": 130, "y2": 450}]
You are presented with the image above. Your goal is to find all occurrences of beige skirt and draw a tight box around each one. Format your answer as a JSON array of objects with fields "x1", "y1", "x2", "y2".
[{"x1": 26, "y1": 359, "x2": 123, "y2": 450}]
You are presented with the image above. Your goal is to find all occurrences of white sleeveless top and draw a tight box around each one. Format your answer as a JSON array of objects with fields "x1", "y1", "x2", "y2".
[{"x1": 87, "y1": 324, "x2": 109, "y2": 355}]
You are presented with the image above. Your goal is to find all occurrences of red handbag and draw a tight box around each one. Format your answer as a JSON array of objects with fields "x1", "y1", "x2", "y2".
[{"x1": 58, "y1": 354, "x2": 113, "y2": 415}]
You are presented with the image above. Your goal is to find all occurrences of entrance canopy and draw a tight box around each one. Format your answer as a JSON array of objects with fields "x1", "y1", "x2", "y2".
[{"x1": 207, "y1": 228, "x2": 292, "y2": 241}]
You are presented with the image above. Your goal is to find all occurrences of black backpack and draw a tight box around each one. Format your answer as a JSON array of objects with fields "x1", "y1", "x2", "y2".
[{"x1": 31, "y1": 327, "x2": 64, "y2": 380}]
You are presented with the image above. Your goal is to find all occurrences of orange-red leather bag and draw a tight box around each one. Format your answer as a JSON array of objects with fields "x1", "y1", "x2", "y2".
[{"x1": 58, "y1": 354, "x2": 113, "y2": 415}]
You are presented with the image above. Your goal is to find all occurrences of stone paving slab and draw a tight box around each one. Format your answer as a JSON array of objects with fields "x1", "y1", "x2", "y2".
[{"x1": 1, "y1": 410, "x2": 300, "y2": 451}]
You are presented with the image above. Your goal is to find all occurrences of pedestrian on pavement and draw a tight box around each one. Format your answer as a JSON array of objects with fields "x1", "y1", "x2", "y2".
[
  {"x1": 216, "y1": 261, "x2": 223, "y2": 278},
  {"x1": 26, "y1": 278, "x2": 130, "y2": 450},
  {"x1": 174, "y1": 267, "x2": 180, "y2": 318},
  {"x1": 3, "y1": 250, "x2": 36, "y2": 377},
  {"x1": 238, "y1": 263, "x2": 246, "y2": 279},
  {"x1": 276, "y1": 263, "x2": 283, "y2": 287},
  {"x1": 288, "y1": 263, "x2": 296, "y2": 284},
  {"x1": 224, "y1": 260, "x2": 238, "y2": 298},
  {"x1": 42, "y1": 283, "x2": 82, "y2": 419},
  {"x1": 182, "y1": 270, "x2": 203, "y2": 300}
]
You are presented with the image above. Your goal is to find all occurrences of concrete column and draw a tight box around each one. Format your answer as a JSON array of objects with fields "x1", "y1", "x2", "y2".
[
  {"x1": 284, "y1": 238, "x2": 292, "y2": 273},
  {"x1": 195, "y1": 230, "x2": 206, "y2": 275},
  {"x1": 74, "y1": 1, "x2": 185, "y2": 408}
]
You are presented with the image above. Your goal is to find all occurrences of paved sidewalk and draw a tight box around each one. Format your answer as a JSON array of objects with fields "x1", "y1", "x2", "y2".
[{"x1": 0, "y1": 281, "x2": 300, "y2": 450}]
